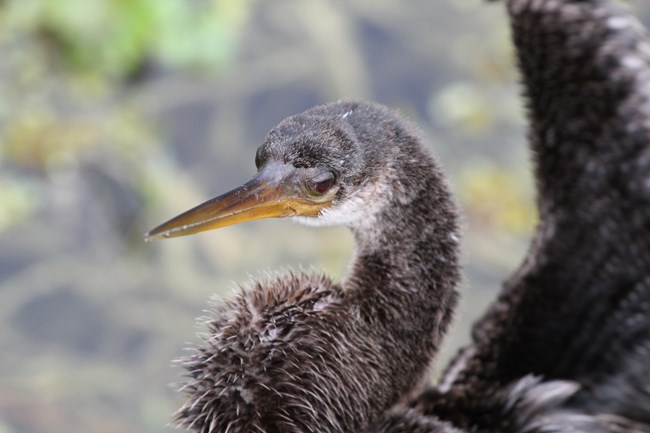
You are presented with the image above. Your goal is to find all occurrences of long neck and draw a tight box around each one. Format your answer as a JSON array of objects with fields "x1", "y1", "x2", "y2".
[{"x1": 344, "y1": 166, "x2": 461, "y2": 397}]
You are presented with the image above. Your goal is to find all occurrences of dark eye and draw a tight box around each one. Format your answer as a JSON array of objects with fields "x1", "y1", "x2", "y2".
[
  {"x1": 309, "y1": 173, "x2": 335, "y2": 195},
  {"x1": 255, "y1": 147, "x2": 265, "y2": 169}
]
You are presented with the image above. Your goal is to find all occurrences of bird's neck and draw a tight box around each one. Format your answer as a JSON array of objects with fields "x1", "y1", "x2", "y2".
[{"x1": 345, "y1": 175, "x2": 460, "y2": 370}]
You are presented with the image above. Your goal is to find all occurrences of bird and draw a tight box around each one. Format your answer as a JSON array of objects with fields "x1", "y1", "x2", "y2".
[
  {"x1": 146, "y1": 101, "x2": 463, "y2": 433},
  {"x1": 365, "y1": 0, "x2": 650, "y2": 431},
  {"x1": 146, "y1": 0, "x2": 650, "y2": 432}
]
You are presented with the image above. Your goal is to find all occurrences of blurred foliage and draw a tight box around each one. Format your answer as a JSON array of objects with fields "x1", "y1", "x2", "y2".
[
  {"x1": 1, "y1": 1, "x2": 649, "y2": 433},
  {"x1": 0, "y1": 0, "x2": 255, "y2": 238},
  {"x1": 458, "y1": 161, "x2": 537, "y2": 236},
  {"x1": 0, "y1": 0, "x2": 253, "y2": 78}
]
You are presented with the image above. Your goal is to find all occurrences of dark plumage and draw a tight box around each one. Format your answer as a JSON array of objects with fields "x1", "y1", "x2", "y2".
[
  {"x1": 147, "y1": 0, "x2": 650, "y2": 432},
  {"x1": 367, "y1": 0, "x2": 650, "y2": 432},
  {"x1": 148, "y1": 102, "x2": 461, "y2": 432}
]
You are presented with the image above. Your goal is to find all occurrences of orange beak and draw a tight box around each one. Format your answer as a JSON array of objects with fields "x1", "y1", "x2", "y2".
[{"x1": 145, "y1": 163, "x2": 331, "y2": 240}]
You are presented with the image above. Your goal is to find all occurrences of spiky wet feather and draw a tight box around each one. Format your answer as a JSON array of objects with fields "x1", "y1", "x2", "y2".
[{"x1": 174, "y1": 101, "x2": 461, "y2": 433}]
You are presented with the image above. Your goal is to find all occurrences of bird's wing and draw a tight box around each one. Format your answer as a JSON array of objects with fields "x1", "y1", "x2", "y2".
[{"x1": 436, "y1": 0, "x2": 650, "y2": 426}]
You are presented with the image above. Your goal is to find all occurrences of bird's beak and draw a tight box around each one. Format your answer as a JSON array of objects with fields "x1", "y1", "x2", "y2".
[{"x1": 145, "y1": 163, "x2": 328, "y2": 240}]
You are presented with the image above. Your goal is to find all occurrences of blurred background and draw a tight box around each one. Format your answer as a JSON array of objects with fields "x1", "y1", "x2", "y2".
[{"x1": 1, "y1": 0, "x2": 649, "y2": 432}]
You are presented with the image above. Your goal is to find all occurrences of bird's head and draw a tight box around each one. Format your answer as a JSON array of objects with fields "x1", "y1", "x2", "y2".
[{"x1": 145, "y1": 101, "x2": 427, "y2": 240}]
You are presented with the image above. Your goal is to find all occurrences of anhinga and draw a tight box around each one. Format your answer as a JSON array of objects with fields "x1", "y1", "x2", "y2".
[
  {"x1": 147, "y1": 101, "x2": 461, "y2": 432},
  {"x1": 147, "y1": 0, "x2": 650, "y2": 431}
]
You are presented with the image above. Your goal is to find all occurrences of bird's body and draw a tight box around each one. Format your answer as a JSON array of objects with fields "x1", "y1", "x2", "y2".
[
  {"x1": 147, "y1": 0, "x2": 650, "y2": 432},
  {"x1": 148, "y1": 102, "x2": 460, "y2": 433}
]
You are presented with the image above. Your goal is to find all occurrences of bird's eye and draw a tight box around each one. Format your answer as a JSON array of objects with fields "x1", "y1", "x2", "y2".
[
  {"x1": 255, "y1": 147, "x2": 265, "y2": 169},
  {"x1": 308, "y1": 173, "x2": 335, "y2": 195}
]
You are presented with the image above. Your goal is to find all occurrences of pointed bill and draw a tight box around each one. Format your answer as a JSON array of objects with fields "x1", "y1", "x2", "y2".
[{"x1": 145, "y1": 164, "x2": 329, "y2": 240}]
